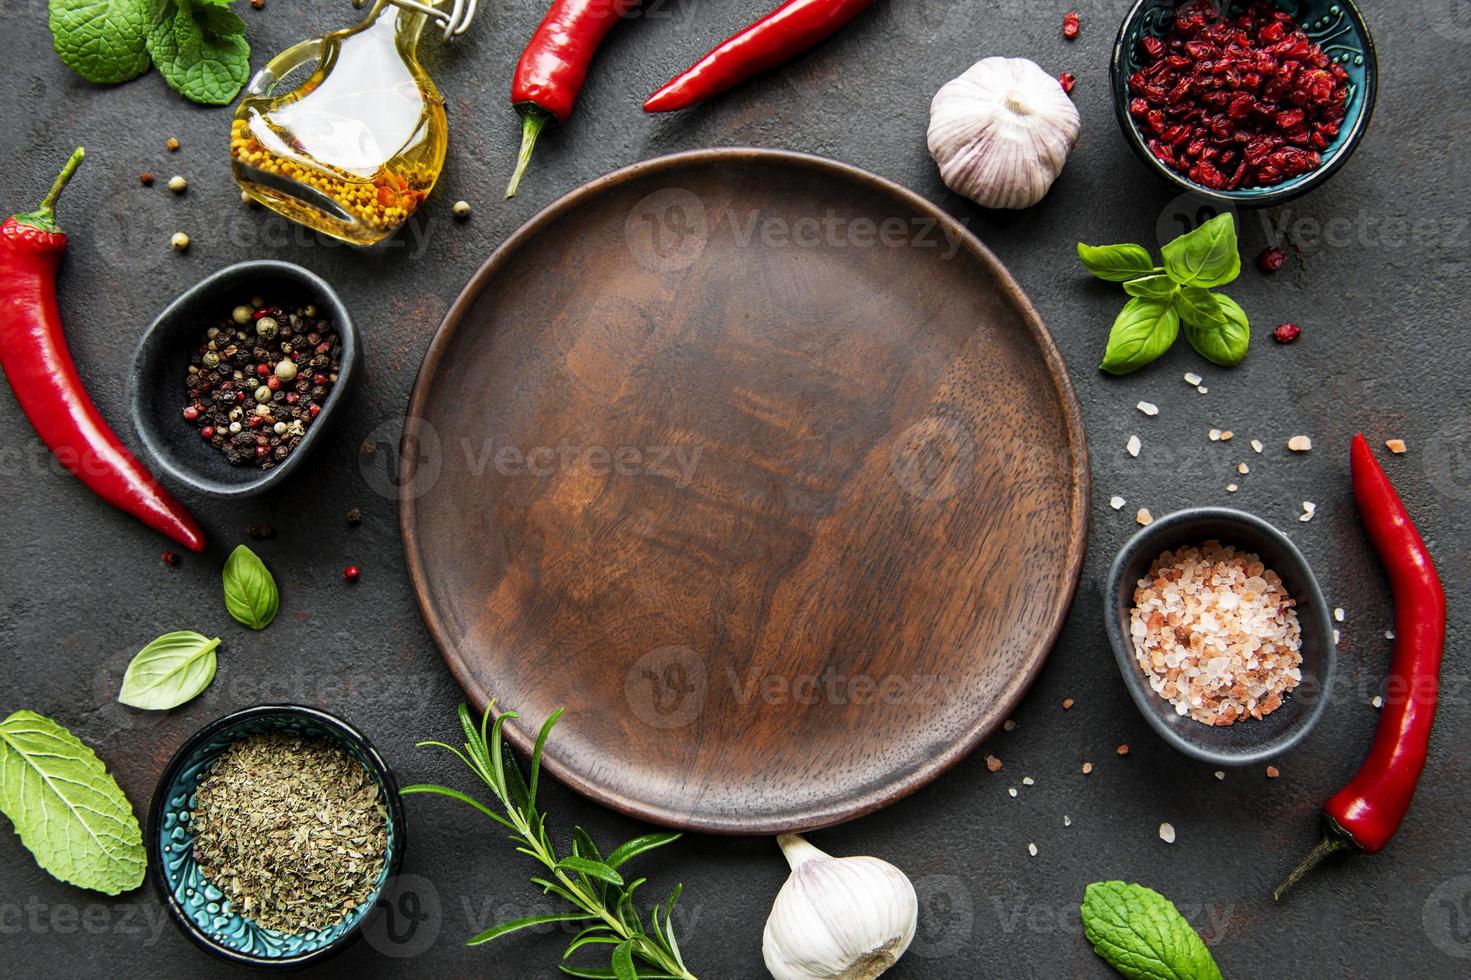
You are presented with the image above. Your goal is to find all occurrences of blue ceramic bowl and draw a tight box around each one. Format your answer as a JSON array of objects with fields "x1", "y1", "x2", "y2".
[
  {"x1": 147, "y1": 705, "x2": 404, "y2": 968},
  {"x1": 1111, "y1": 0, "x2": 1377, "y2": 207},
  {"x1": 1104, "y1": 508, "x2": 1336, "y2": 766}
]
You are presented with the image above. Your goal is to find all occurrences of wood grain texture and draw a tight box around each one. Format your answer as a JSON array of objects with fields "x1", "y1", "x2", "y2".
[{"x1": 400, "y1": 149, "x2": 1089, "y2": 834}]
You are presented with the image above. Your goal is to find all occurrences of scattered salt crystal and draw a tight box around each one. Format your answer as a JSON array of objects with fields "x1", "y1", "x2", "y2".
[
  {"x1": 1081, "y1": 761, "x2": 1093, "y2": 774},
  {"x1": 1003, "y1": 719, "x2": 1017, "y2": 731},
  {"x1": 1137, "y1": 400, "x2": 1159, "y2": 416},
  {"x1": 1334, "y1": 608, "x2": 1345, "y2": 622},
  {"x1": 1288, "y1": 435, "x2": 1312, "y2": 452},
  {"x1": 1265, "y1": 765, "x2": 1280, "y2": 779},
  {"x1": 1251, "y1": 439, "x2": 1263, "y2": 453},
  {"x1": 985, "y1": 754, "x2": 1002, "y2": 773},
  {"x1": 1008, "y1": 787, "x2": 1018, "y2": 798},
  {"x1": 1127, "y1": 435, "x2": 1141, "y2": 457},
  {"x1": 1184, "y1": 372, "x2": 1203, "y2": 386},
  {"x1": 1063, "y1": 815, "x2": 1072, "y2": 827},
  {"x1": 1299, "y1": 501, "x2": 1317, "y2": 522},
  {"x1": 1386, "y1": 438, "x2": 1406, "y2": 454},
  {"x1": 1220, "y1": 431, "x2": 1233, "y2": 441},
  {"x1": 1238, "y1": 462, "x2": 1249, "y2": 474},
  {"x1": 1371, "y1": 695, "x2": 1383, "y2": 709},
  {"x1": 1213, "y1": 771, "x2": 1225, "y2": 781},
  {"x1": 1110, "y1": 495, "x2": 1126, "y2": 510},
  {"x1": 1159, "y1": 822, "x2": 1176, "y2": 844},
  {"x1": 1136, "y1": 507, "x2": 1153, "y2": 526},
  {"x1": 1028, "y1": 843, "x2": 1038, "y2": 857},
  {"x1": 1209, "y1": 429, "x2": 1221, "y2": 441},
  {"x1": 1226, "y1": 483, "x2": 1238, "y2": 493},
  {"x1": 1022, "y1": 776, "x2": 1035, "y2": 786},
  {"x1": 1385, "y1": 629, "x2": 1395, "y2": 640},
  {"x1": 1333, "y1": 629, "x2": 1341, "y2": 644},
  {"x1": 1197, "y1": 385, "x2": 1208, "y2": 394}
]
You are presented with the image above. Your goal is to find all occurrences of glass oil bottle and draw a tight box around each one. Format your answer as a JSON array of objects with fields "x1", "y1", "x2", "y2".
[{"x1": 231, "y1": 0, "x2": 475, "y2": 245}]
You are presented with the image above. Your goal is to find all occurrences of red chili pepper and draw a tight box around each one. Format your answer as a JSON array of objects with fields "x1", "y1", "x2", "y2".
[
  {"x1": 505, "y1": 0, "x2": 637, "y2": 199},
  {"x1": 642, "y1": 0, "x2": 876, "y2": 114},
  {"x1": 1274, "y1": 434, "x2": 1445, "y2": 899},
  {"x1": 0, "y1": 148, "x2": 205, "y2": 552}
]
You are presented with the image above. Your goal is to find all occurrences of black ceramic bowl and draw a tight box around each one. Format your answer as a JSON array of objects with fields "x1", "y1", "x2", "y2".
[
  {"x1": 1111, "y1": 0, "x2": 1378, "y2": 207},
  {"x1": 147, "y1": 704, "x2": 403, "y2": 969},
  {"x1": 1104, "y1": 508, "x2": 1336, "y2": 766},
  {"x1": 128, "y1": 261, "x2": 359, "y2": 498}
]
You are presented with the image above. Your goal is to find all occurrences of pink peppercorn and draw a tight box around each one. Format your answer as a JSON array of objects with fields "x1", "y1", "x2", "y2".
[
  {"x1": 1063, "y1": 10, "x2": 1080, "y2": 40},
  {"x1": 1059, "y1": 71, "x2": 1076, "y2": 94},
  {"x1": 1258, "y1": 246, "x2": 1287, "y2": 272},
  {"x1": 342, "y1": 564, "x2": 361, "y2": 583}
]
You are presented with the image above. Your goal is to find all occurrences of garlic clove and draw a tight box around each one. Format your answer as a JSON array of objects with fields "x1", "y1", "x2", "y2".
[
  {"x1": 762, "y1": 834, "x2": 918, "y2": 980},
  {"x1": 927, "y1": 56, "x2": 1081, "y2": 210}
]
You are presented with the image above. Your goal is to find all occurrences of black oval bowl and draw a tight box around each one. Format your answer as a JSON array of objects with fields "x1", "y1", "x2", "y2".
[
  {"x1": 1111, "y1": 0, "x2": 1378, "y2": 208},
  {"x1": 128, "y1": 261, "x2": 359, "y2": 498},
  {"x1": 147, "y1": 704, "x2": 404, "y2": 970},
  {"x1": 1104, "y1": 508, "x2": 1336, "y2": 766}
]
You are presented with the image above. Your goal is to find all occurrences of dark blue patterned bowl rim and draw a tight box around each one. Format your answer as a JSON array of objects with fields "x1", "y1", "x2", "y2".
[{"x1": 146, "y1": 704, "x2": 405, "y2": 970}]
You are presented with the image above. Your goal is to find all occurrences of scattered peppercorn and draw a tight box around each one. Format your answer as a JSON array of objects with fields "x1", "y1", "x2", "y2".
[
  {"x1": 250, "y1": 0, "x2": 264, "y2": 8},
  {"x1": 182, "y1": 300, "x2": 341, "y2": 469},
  {"x1": 139, "y1": 172, "x2": 155, "y2": 186},
  {"x1": 161, "y1": 550, "x2": 179, "y2": 565},
  {"x1": 171, "y1": 232, "x2": 190, "y2": 251},
  {"x1": 1062, "y1": 10, "x2": 1080, "y2": 40},
  {"x1": 1273, "y1": 322, "x2": 1302, "y2": 344},
  {"x1": 452, "y1": 199, "x2": 472, "y2": 219},
  {"x1": 1058, "y1": 71, "x2": 1076, "y2": 95},
  {"x1": 346, "y1": 507, "x2": 363, "y2": 526},
  {"x1": 1257, "y1": 245, "x2": 1287, "y2": 272},
  {"x1": 245, "y1": 524, "x2": 276, "y2": 540},
  {"x1": 166, "y1": 137, "x2": 181, "y2": 152},
  {"x1": 168, "y1": 175, "x2": 187, "y2": 193},
  {"x1": 342, "y1": 564, "x2": 361, "y2": 583}
]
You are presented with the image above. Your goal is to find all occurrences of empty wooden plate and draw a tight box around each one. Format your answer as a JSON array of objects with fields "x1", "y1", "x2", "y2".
[{"x1": 401, "y1": 149, "x2": 1088, "y2": 834}]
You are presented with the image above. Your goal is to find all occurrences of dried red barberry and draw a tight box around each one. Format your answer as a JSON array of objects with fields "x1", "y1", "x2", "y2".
[
  {"x1": 1063, "y1": 10, "x2": 1080, "y2": 40},
  {"x1": 342, "y1": 564, "x2": 361, "y2": 583},
  {"x1": 161, "y1": 551, "x2": 179, "y2": 566},
  {"x1": 1273, "y1": 322, "x2": 1302, "y2": 343},
  {"x1": 1257, "y1": 246, "x2": 1287, "y2": 272},
  {"x1": 1058, "y1": 71, "x2": 1076, "y2": 94},
  {"x1": 1127, "y1": 0, "x2": 1348, "y2": 190}
]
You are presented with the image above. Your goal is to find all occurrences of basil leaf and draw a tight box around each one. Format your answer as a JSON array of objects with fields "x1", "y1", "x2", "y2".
[
  {"x1": 223, "y1": 544, "x2": 278, "y2": 629},
  {"x1": 1161, "y1": 212, "x2": 1240, "y2": 289},
  {"x1": 1099, "y1": 298, "x2": 1180, "y2": 375},
  {"x1": 0, "y1": 711, "x2": 145, "y2": 895},
  {"x1": 147, "y1": 0, "x2": 250, "y2": 106},
  {"x1": 1183, "y1": 293, "x2": 1250, "y2": 367},
  {"x1": 1173, "y1": 287, "x2": 1227, "y2": 329},
  {"x1": 1077, "y1": 242, "x2": 1158, "y2": 282},
  {"x1": 1080, "y1": 881, "x2": 1223, "y2": 980},
  {"x1": 48, "y1": 0, "x2": 153, "y2": 84},
  {"x1": 1123, "y1": 274, "x2": 1177, "y2": 300},
  {"x1": 119, "y1": 631, "x2": 221, "y2": 710}
]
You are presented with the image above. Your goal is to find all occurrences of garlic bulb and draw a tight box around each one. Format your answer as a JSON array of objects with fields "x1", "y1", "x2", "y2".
[
  {"x1": 927, "y1": 56, "x2": 1081, "y2": 209},
  {"x1": 762, "y1": 834, "x2": 918, "y2": 980}
]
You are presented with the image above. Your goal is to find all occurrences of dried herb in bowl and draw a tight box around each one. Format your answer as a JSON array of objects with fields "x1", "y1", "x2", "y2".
[{"x1": 190, "y1": 733, "x2": 387, "y2": 934}]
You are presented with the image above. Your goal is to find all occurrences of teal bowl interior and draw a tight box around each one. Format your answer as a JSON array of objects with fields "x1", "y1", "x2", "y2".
[
  {"x1": 1111, "y1": 0, "x2": 1377, "y2": 206},
  {"x1": 148, "y1": 706, "x2": 403, "y2": 968}
]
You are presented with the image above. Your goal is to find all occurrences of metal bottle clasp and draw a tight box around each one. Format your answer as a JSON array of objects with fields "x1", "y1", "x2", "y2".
[{"x1": 350, "y1": 0, "x2": 477, "y2": 41}]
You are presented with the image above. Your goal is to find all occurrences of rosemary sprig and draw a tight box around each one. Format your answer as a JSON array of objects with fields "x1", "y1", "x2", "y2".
[{"x1": 402, "y1": 703, "x2": 697, "y2": 980}]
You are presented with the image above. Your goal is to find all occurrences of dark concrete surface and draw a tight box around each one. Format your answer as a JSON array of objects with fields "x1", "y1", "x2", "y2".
[{"x1": 1, "y1": 1, "x2": 1468, "y2": 977}]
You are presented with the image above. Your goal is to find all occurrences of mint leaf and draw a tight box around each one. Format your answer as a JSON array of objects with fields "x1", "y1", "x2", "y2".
[
  {"x1": 147, "y1": 0, "x2": 250, "y2": 106},
  {"x1": 119, "y1": 631, "x2": 221, "y2": 710},
  {"x1": 1123, "y1": 274, "x2": 1177, "y2": 301},
  {"x1": 48, "y1": 0, "x2": 152, "y2": 84},
  {"x1": 1100, "y1": 298, "x2": 1179, "y2": 375},
  {"x1": 0, "y1": 711, "x2": 145, "y2": 895},
  {"x1": 1161, "y1": 213, "x2": 1240, "y2": 289},
  {"x1": 1080, "y1": 881, "x2": 1223, "y2": 980},
  {"x1": 222, "y1": 544, "x2": 278, "y2": 629},
  {"x1": 1183, "y1": 293, "x2": 1250, "y2": 367},
  {"x1": 1078, "y1": 242, "x2": 1157, "y2": 282}
]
